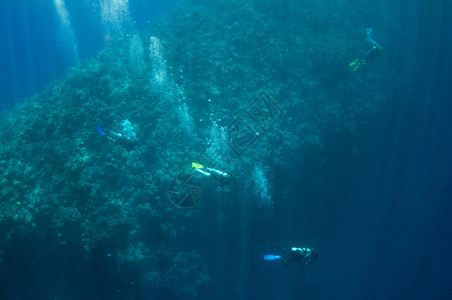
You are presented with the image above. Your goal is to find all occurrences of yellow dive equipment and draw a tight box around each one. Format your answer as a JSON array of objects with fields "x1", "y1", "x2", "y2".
[
  {"x1": 192, "y1": 162, "x2": 205, "y2": 169},
  {"x1": 349, "y1": 58, "x2": 361, "y2": 71}
]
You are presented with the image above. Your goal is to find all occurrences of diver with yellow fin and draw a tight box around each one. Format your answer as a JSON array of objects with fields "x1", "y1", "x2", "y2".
[
  {"x1": 349, "y1": 28, "x2": 383, "y2": 71},
  {"x1": 191, "y1": 162, "x2": 233, "y2": 187}
]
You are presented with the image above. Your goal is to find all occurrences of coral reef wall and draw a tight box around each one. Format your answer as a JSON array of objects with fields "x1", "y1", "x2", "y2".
[{"x1": 0, "y1": 0, "x2": 394, "y2": 297}]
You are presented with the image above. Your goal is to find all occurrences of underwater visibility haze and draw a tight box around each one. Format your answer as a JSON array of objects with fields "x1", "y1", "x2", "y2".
[{"x1": 1, "y1": 0, "x2": 451, "y2": 299}]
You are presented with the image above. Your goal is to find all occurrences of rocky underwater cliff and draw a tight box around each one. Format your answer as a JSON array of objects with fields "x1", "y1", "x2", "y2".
[{"x1": 0, "y1": 0, "x2": 394, "y2": 297}]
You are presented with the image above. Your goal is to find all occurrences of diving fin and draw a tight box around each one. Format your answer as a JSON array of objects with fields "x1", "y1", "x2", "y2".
[
  {"x1": 264, "y1": 254, "x2": 282, "y2": 261},
  {"x1": 349, "y1": 59, "x2": 361, "y2": 71}
]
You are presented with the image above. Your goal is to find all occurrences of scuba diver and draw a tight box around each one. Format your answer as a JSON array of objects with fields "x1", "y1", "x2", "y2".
[
  {"x1": 97, "y1": 119, "x2": 138, "y2": 150},
  {"x1": 166, "y1": 161, "x2": 233, "y2": 208},
  {"x1": 264, "y1": 246, "x2": 318, "y2": 267},
  {"x1": 191, "y1": 162, "x2": 233, "y2": 187},
  {"x1": 349, "y1": 28, "x2": 383, "y2": 71}
]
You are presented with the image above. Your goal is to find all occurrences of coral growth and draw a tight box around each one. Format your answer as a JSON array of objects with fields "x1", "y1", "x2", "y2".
[{"x1": 0, "y1": 0, "x2": 394, "y2": 297}]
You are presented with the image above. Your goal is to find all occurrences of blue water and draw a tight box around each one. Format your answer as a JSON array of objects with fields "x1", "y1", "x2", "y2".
[
  {"x1": 1, "y1": 0, "x2": 452, "y2": 299},
  {"x1": 0, "y1": 0, "x2": 178, "y2": 110}
]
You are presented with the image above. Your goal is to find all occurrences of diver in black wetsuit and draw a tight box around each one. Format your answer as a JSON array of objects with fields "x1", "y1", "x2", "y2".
[
  {"x1": 282, "y1": 247, "x2": 318, "y2": 266},
  {"x1": 349, "y1": 28, "x2": 383, "y2": 71},
  {"x1": 96, "y1": 119, "x2": 138, "y2": 150},
  {"x1": 191, "y1": 162, "x2": 233, "y2": 187},
  {"x1": 264, "y1": 246, "x2": 318, "y2": 267}
]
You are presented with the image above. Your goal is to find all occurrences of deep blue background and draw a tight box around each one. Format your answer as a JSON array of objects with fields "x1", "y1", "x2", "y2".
[
  {"x1": 0, "y1": 0, "x2": 178, "y2": 110},
  {"x1": 204, "y1": 2, "x2": 452, "y2": 299}
]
